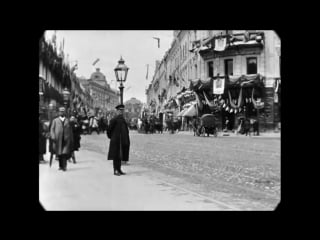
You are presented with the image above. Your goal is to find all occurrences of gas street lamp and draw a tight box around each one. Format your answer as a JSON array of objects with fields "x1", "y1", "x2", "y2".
[{"x1": 114, "y1": 56, "x2": 129, "y2": 105}]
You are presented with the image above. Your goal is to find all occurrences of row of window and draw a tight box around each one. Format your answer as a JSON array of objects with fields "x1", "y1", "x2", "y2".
[{"x1": 207, "y1": 57, "x2": 257, "y2": 77}]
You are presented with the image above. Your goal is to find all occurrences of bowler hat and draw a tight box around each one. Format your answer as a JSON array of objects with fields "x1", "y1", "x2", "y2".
[{"x1": 115, "y1": 104, "x2": 125, "y2": 110}]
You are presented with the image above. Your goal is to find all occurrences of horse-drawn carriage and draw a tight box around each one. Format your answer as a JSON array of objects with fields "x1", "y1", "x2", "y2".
[{"x1": 194, "y1": 114, "x2": 218, "y2": 137}]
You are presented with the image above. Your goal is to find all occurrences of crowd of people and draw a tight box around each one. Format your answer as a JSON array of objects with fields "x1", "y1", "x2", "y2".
[
  {"x1": 39, "y1": 108, "x2": 112, "y2": 170},
  {"x1": 39, "y1": 106, "x2": 130, "y2": 175}
]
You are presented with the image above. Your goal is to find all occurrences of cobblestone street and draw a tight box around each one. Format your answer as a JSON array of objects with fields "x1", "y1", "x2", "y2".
[{"x1": 40, "y1": 130, "x2": 280, "y2": 210}]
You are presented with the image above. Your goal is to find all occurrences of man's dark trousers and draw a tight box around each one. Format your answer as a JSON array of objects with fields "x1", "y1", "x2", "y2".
[
  {"x1": 113, "y1": 156, "x2": 121, "y2": 172},
  {"x1": 58, "y1": 154, "x2": 68, "y2": 170}
]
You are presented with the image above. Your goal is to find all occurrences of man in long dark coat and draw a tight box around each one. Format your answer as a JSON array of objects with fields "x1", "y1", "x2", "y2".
[
  {"x1": 50, "y1": 107, "x2": 74, "y2": 171},
  {"x1": 107, "y1": 104, "x2": 130, "y2": 176},
  {"x1": 69, "y1": 115, "x2": 81, "y2": 163}
]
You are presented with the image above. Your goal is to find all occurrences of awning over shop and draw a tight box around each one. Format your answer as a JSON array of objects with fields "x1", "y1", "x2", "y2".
[
  {"x1": 182, "y1": 103, "x2": 197, "y2": 117},
  {"x1": 177, "y1": 108, "x2": 187, "y2": 117}
]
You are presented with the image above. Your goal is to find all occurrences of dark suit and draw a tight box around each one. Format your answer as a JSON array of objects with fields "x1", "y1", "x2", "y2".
[{"x1": 107, "y1": 114, "x2": 130, "y2": 172}]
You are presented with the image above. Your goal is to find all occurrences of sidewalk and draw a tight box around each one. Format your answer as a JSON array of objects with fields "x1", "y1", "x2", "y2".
[{"x1": 39, "y1": 145, "x2": 237, "y2": 210}]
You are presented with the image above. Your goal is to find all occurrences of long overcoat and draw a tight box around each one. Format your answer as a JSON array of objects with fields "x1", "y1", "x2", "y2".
[
  {"x1": 39, "y1": 120, "x2": 47, "y2": 155},
  {"x1": 48, "y1": 120, "x2": 55, "y2": 154},
  {"x1": 107, "y1": 114, "x2": 130, "y2": 162},
  {"x1": 70, "y1": 121, "x2": 81, "y2": 151},
  {"x1": 50, "y1": 117, "x2": 74, "y2": 156}
]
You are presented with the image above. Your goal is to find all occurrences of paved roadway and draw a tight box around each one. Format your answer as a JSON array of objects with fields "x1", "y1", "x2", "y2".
[{"x1": 39, "y1": 130, "x2": 280, "y2": 211}]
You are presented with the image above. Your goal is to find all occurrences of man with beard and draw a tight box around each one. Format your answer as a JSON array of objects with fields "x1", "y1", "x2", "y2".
[
  {"x1": 107, "y1": 104, "x2": 130, "y2": 176},
  {"x1": 50, "y1": 107, "x2": 73, "y2": 171}
]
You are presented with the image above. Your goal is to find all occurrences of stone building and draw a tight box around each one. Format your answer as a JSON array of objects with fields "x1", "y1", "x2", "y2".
[
  {"x1": 146, "y1": 30, "x2": 281, "y2": 131},
  {"x1": 124, "y1": 97, "x2": 143, "y2": 120},
  {"x1": 79, "y1": 68, "x2": 119, "y2": 116}
]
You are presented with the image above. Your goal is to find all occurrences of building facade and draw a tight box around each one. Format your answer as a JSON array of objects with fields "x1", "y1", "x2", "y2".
[
  {"x1": 146, "y1": 30, "x2": 281, "y2": 131},
  {"x1": 39, "y1": 35, "x2": 94, "y2": 120},
  {"x1": 79, "y1": 68, "x2": 119, "y2": 116},
  {"x1": 124, "y1": 97, "x2": 143, "y2": 120}
]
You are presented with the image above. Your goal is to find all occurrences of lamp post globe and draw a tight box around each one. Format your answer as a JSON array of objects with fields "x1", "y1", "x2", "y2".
[{"x1": 114, "y1": 56, "x2": 129, "y2": 105}]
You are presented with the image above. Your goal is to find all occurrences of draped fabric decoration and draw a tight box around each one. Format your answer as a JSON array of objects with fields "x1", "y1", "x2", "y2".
[
  {"x1": 194, "y1": 92, "x2": 203, "y2": 111},
  {"x1": 203, "y1": 91, "x2": 216, "y2": 108},
  {"x1": 228, "y1": 87, "x2": 243, "y2": 109},
  {"x1": 39, "y1": 37, "x2": 72, "y2": 89}
]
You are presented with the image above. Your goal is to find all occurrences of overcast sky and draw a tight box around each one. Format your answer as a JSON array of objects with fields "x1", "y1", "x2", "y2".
[{"x1": 44, "y1": 30, "x2": 174, "y2": 103}]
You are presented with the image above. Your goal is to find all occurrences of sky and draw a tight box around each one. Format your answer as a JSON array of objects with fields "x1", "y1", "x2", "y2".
[{"x1": 44, "y1": 30, "x2": 174, "y2": 103}]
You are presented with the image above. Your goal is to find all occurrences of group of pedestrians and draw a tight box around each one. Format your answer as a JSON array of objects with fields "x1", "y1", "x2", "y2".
[
  {"x1": 39, "y1": 104, "x2": 131, "y2": 176},
  {"x1": 39, "y1": 107, "x2": 81, "y2": 171}
]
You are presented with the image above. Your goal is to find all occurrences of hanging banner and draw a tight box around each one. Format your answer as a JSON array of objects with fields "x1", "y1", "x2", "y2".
[
  {"x1": 214, "y1": 37, "x2": 227, "y2": 51},
  {"x1": 213, "y1": 77, "x2": 225, "y2": 94}
]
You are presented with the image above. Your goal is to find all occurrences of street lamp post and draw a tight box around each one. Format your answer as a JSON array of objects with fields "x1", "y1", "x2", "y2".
[
  {"x1": 63, "y1": 87, "x2": 71, "y2": 117},
  {"x1": 114, "y1": 56, "x2": 129, "y2": 105}
]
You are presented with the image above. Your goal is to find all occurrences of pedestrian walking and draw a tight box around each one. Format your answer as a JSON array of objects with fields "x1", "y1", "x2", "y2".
[
  {"x1": 50, "y1": 107, "x2": 74, "y2": 171},
  {"x1": 69, "y1": 115, "x2": 81, "y2": 163},
  {"x1": 48, "y1": 115, "x2": 58, "y2": 166},
  {"x1": 39, "y1": 113, "x2": 47, "y2": 163},
  {"x1": 89, "y1": 115, "x2": 100, "y2": 134},
  {"x1": 106, "y1": 104, "x2": 130, "y2": 176}
]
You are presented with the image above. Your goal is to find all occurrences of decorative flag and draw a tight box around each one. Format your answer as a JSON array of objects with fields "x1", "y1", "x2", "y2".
[
  {"x1": 213, "y1": 77, "x2": 225, "y2": 94},
  {"x1": 153, "y1": 37, "x2": 160, "y2": 48},
  {"x1": 92, "y1": 58, "x2": 100, "y2": 66}
]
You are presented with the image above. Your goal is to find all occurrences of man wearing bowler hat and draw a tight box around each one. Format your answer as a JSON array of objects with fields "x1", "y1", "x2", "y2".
[
  {"x1": 107, "y1": 104, "x2": 130, "y2": 176},
  {"x1": 50, "y1": 107, "x2": 73, "y2": 171}
]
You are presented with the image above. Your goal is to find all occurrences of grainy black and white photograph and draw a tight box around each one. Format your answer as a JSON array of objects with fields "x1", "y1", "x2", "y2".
[{"x1": 39, "y1": 30, "x2": 281, "y2": 211}]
